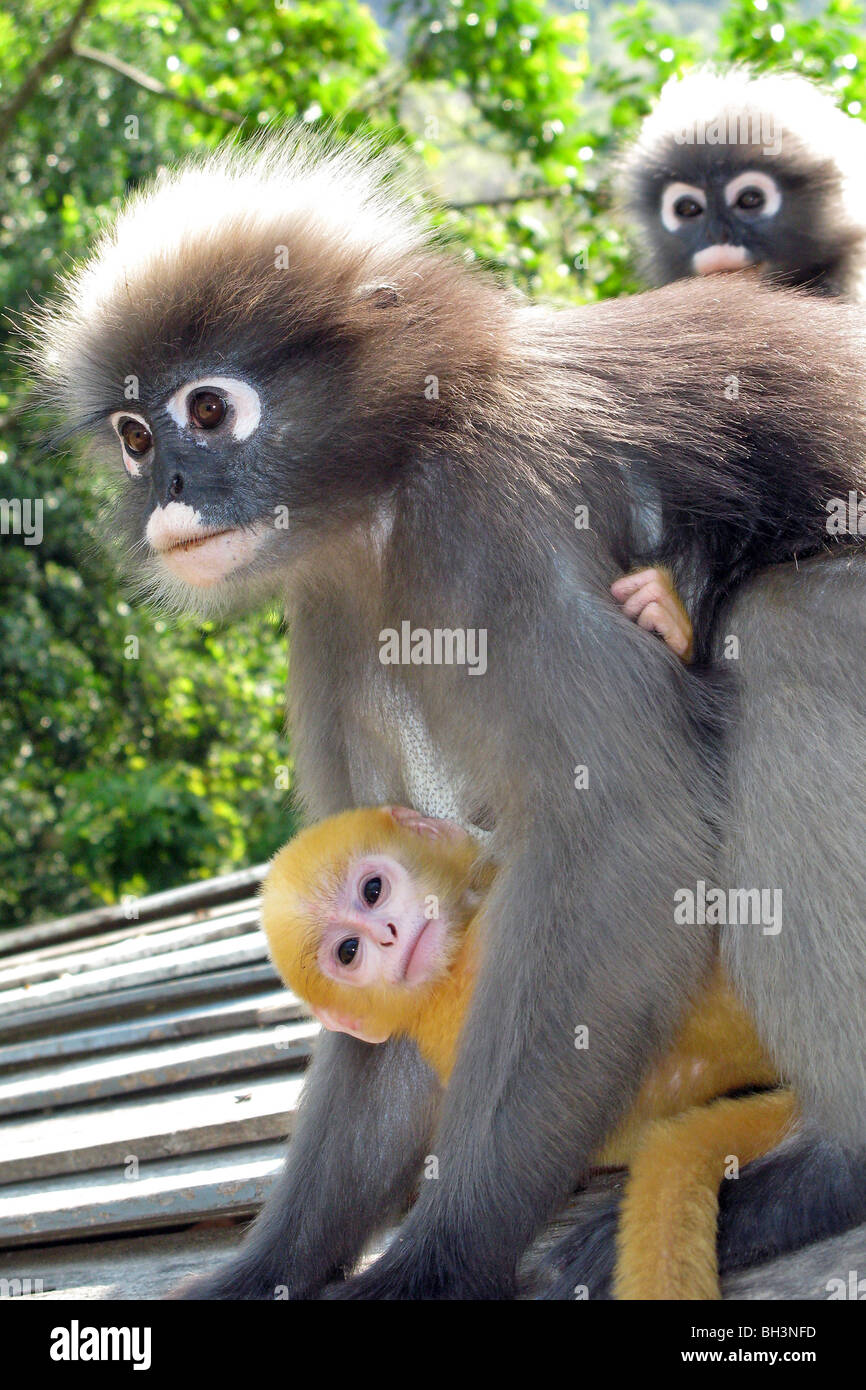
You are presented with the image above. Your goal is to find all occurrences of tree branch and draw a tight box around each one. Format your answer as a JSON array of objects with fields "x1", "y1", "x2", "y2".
[
  {"x1": 71, "y1": 43, "x2": 244, "y2": 126},
  {"x1": 0, "y1": 0, "x2": 98, "y2": 149},
  {"x1": 447, "y1": 186, "x2": 581, "y2": 211}
]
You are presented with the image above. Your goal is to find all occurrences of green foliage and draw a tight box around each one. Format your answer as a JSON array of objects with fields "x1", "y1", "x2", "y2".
[{"x1": 1, "y1": 0, "x2": 865, "y2": 925}]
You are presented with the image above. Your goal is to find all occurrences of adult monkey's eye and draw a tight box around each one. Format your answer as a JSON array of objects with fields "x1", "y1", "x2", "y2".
[
  {"x1": 188, "y1": 390, "x2": 227, "y2": 429},
  {"x1": 674, "y1": 195, "x2": 703, "y2": 219},
  {"x1": 119, "y1": 417, "x2": 153, "y2": 457},
  {"x1": 736, "y1": 187, "x2": 765, "y2": 211},
  {"x1": 337, "y1": 937, "x2": 360, "y2": 966},
  {"x1": 361, "y1": 875, "x2": 383, "y2": 906}
]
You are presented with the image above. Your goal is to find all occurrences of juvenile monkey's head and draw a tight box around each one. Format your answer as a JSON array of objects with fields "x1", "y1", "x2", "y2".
[
  {"x1": 619, "y1": 68, "x2": 866, "y2": 294},
  {"x1": 29, "y1": 136, "x2": 505, "y2": 618},
  {"x1": 261, "y1": 805, "x2": 487, "y2": 1050}
]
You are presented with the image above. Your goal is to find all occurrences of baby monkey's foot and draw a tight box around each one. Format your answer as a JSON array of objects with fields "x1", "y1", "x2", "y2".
[{"x1": 611, "y1": 567, "x2": 693, "y2": 663}]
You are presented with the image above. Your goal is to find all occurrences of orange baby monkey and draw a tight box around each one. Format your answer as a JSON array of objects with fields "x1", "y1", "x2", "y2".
[
  {"x1": 262, "y1": 804, "x2": 492, "y2": 1077},
  {"x1": 262, "y1": 803, "x2": 797, "y2": 1300}
]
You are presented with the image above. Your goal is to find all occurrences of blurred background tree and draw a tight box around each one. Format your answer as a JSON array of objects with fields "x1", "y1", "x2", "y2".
[{"x1": 2, "y1": 0, "x2": 865, "y2": 926}]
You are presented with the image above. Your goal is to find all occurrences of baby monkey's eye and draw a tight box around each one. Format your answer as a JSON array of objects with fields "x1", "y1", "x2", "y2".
[
  {"x1": 189, "y1": 390, "x2": 227, "y2": 429},
  {"x1": 119, "y1": 417, "x2": 153, "y2": 457},
  {"x1": 361, "y1": 875, "x2": 383, "y2": 906},
  {"x1": 735, "y1": 187, "x2": 765, "y2": 211},
  {"x1": 337, "y1": 937, "x2": 360, "y2": 967},
  {"x1": 674, "y1": 195, "x2": 703, "y2": 219}
]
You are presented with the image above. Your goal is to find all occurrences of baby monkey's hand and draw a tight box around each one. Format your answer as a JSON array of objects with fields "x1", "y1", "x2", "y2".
[{"x1": 611, "y1": 567, "x2": 694, "y2": 663}]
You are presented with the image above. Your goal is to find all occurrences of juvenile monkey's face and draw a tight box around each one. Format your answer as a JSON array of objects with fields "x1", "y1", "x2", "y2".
[
  {"x1": 658, "y1": 166, "x2": 783, "y2": 280},
  {"x1": 262, "y1": 806, "x2": 481, "y2": 1047},
  {"x1": 650, "y1": 149, "x2": 844, "y2": 290},
  {"x1": 319, "y1": 852, "x2": 450, "y2": 993}
]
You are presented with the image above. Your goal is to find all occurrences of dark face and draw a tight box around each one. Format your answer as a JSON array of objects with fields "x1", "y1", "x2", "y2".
[
  {"x1": 640, "y1": 146, "x2": 844, "y2": 290},
  {"x1": 658, "y1": 166, "x2": 783, "y2": 278},
  {"x1": 76, "y1": 278, "x2": 421, "y2": 612},
  {"x1": 109, "y1": 373, "x2": 276, "y2": 590},
  {"x1": 37, "y1": 145, "x2": 508, "y2": 618}
]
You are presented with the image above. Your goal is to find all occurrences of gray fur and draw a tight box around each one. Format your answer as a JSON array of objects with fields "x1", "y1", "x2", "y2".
[
  {"x1": 721, "y1": 553, "x2": 866, "y2": 1145},
  {"x1": 605, "y1": 70, "x2": 866, "y2": 1293},
  {"x1": 723, "y1": 1225, "x2": 866, "y2": 1300},
  {"x1": 28, "y1": 137, "x2": 866, "y2": 1298}
]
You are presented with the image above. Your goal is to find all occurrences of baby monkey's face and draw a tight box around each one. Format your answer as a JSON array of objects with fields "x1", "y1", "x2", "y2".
[{"x1": 319, "y1": 851, "x2": 447, "y2": 992}]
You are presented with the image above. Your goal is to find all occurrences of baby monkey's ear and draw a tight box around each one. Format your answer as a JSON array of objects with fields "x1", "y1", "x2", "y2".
[
  {"x1": 387, "y1": 805, "x2": 466, "y2": 842},
  {"x1": 311, "y1": 1004, "x2": 392, "y2": 1045}
]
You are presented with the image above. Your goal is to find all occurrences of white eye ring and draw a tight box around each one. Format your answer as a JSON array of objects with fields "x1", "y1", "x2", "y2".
[
  {"x1": 110, "y1": 409, "x2": 151, "y2": 477},
  {"x1": 166, "y1": 376, "x2": 262, "y2": 441},
  {"x1": 661, "y1": 183, "x2": 707, "y2": 233},
  {"x1": 724, "y1": 170, "x2": 781, "y2": 217}
]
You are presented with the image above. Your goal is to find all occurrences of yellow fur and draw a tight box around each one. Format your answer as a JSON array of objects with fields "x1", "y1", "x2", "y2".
[
  {"x1": 262, "y1": 809, "x2": 794, "y2": 1300},
  {"x1": 262, "y1": 806, "x2": 491, "y2": 1055},
  {"x1": 614, "y1": 1089, "x2": 797, "y2": 1299},
  {"x1": 596, "y1": 964, "x2": 778, "y2": 1165}
]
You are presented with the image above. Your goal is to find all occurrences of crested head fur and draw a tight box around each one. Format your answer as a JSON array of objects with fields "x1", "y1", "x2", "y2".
[
  {"x1": 32, "y1": 132, "x2": 424, "y2": 416},
  {"x1": 26, "y1": 130, "x2": 513, "y2": 620}
]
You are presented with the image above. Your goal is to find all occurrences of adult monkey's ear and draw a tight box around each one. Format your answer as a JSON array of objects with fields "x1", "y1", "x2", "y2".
[
  {"x1": 387, "y1": 805, "x2": 466, "y2": 842},
  {"x1": 357, "y1": 281, "x2": 402, "y2": 308}
]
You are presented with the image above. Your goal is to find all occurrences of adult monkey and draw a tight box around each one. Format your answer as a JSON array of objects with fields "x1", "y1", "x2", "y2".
[
  {"x1": 531, "y1": 69, "x2": 866, "y2": 1299},
  {"x1": 30, "y1": 138, "x2": 866, "y2": 1299}
]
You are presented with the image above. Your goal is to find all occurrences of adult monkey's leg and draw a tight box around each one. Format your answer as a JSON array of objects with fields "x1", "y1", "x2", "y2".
[
  {"x1": 721, "y1": 555, "x2": 866, "y2": 1151},
  {"x1": 529, "y1": 554, "x2": 866, "y2": 1301},
  {"x1": 173, "y1": 599, "x2": 443, "y2": 1300},
  {"x1": 173, "y1": 1032, "x2": 440, "y2": 1299},
  {"x1": 323, "y1": 620, "x2": 718, "y2": 1300}
]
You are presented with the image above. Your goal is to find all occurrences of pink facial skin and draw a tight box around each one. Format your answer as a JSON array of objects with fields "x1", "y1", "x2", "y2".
[
  {"x1": 691, "y1": 244, "x2": 752, "y2": 275},
  {"x1": 313, "y1": 808, "x2": 462, "y2": 1044},
  {"x1": 145, "y1": 502, "x2": 267, "y2": 587}
]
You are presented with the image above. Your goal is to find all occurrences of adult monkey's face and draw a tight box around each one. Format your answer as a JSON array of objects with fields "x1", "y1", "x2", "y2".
[
  {"x1": 31, "y1": 137, "x2": 484, "y2": 617},
  {"x1": 109, "y1": 373, "x2": 271, "y2": 590}
]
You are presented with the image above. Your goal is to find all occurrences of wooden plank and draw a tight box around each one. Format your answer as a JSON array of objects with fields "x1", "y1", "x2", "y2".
[
  {"x1": 0, "y1": 962, "x2": 280, "y2": 1042},
  {"x1": 0, "y1": 893, "x2": 261, "y2": 975},
  {"x1": 8, "y1": 1215, "x2": 866, "y2": 1301},
  {"x1": 0, "y1": 1222, "x2": 248, "y2": 1300},
  {"x1": 0, "y1": 1141, "x2": 284, "y2": 1246},
  {"x1": 0, "y1": 932, "x2": 269, "y2": 1021},
  {"x1": 0, "y1": 863, "x2": 268, "y2": 958},
  {"x1": 0, "y1": 1071, "x2": 306, "y2": 1183},
  {"x1": 0, "y1": 1021, "x2": 318, "y2": 1117},
  {"x1": 0, "y1": 907, "x2": 262, "y2": 991},
  {"x1": 0, "y1": 989, "x2": 303, "y2": 1071}
]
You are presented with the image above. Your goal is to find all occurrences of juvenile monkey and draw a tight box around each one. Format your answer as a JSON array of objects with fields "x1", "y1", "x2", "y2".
[
  {"x1": 619, "y1": 67, "x2": 866, "y2": 298},
  {"x1": 262, "y1": 804, "x2": 796, "y2": 1300}
]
